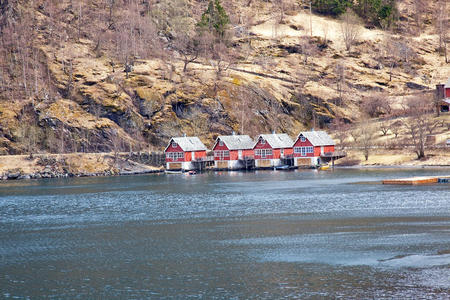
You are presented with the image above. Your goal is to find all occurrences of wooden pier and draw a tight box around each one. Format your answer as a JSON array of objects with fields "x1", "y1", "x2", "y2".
[{"x1": 382, "y1": 176, "x2": 450, "y2": 185}]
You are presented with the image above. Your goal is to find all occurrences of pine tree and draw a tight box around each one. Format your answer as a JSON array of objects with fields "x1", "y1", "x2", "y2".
[{"x1": 197, "y1": 0, "x2": 230, "y2": 38}]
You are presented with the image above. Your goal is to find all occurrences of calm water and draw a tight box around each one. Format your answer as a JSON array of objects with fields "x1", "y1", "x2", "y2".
[{"x1": 1, "y1": 168, "x2": 450, "y2": 299}]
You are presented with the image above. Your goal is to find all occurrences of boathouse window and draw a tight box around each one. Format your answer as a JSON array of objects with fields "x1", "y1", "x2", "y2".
[
  {"x1": 172, "y1": 142, "x2": 177, "y2": 148},
  {"x1": 214, "y1": 150, "x2": 229, "y2": 159},
  {"x1": 258, "y1": 149, "x2": 272, "y2": 158},
  {"x1": 294, "y1": 147, "x2": 313, "y2": 156},
  {"x1": 300, "y1": 136, "x2": 306, "y2": 142},
  {"x1": 167, "y1": 152, "x2": 184, "y2": 160},
  {"x1": 219, "y1": 140, "x2": 224, "y2": 146},
  {"x1": 260, "y1": 138, "x2": 266, "y2": 144}
]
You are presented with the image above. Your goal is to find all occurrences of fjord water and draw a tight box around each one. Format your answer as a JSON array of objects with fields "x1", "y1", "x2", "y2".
[{"x1": 1, "y1": 168, "x2": 449, "y2": 299}]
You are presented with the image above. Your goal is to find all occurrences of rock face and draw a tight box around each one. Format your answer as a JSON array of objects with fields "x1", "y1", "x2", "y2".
[
  {"x1": 0, "y1": 0, "x2": 447, "y2": 154},
  {"x1": 0, "y1": 153, "x2": 164, "y2": 181}
]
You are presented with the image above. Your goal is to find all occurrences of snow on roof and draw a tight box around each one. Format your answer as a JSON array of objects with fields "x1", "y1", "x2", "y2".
[
  {"x1": 298, "y1": 131, "x2": 335, "y2": 146},
  {"x1": 216, "y1": 135, "x2": 254, "y2": 150},
  {"x1": 256, "y1": 133, "x2": 294, "y2": 149},
  {"x1": 445, "y1": 77, "x2": 450, "y2": 88},
  {"x1": 167, "y1": 136, "x2": 207, "y2": 152}
]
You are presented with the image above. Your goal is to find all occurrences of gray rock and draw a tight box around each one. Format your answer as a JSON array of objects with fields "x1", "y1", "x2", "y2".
[{"x1": 7, "y1": 172, "x2": 21, "y2": 180}]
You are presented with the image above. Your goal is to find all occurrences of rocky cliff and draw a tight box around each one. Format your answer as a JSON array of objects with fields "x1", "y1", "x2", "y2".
[{"x1": 0, "y1": 0, "x2": 448, "y2": 154}]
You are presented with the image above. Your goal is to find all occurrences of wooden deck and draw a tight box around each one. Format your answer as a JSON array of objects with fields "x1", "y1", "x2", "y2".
[{"x1": 382, "y1": 176, "x2": 450, "y2": 185}]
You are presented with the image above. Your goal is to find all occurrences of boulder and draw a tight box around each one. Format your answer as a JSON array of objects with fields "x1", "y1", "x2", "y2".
[{"x1": 7, "y1": 172, "x2": 21, "y2": 180}]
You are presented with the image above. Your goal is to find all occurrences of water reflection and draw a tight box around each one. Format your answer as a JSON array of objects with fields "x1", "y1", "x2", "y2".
[{"x1": 0, "y1": 168, "x2": 449, "y2": 298}]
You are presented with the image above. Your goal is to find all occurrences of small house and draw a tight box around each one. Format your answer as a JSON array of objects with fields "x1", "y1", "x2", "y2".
[
  {"x1": 165, "y1": 136, "x2": 207, "y2": 171},
  {"x1": 212, "y1": 134, "x2": 254, "y2": 170},
  {"x1": 253, "y1": 133, "x2": 294, "y2": 168},
  {"x1": 293, "y1": 131, "x2": 335, "y2": 167},
  {"x1": 436, "y1": 78, "x2": 450, "y2": 113}
]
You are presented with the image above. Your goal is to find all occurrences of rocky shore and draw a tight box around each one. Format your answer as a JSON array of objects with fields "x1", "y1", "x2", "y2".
[
  {"x1": 0, "y1": 153, "x2": 164, "y2": 181},
  {"x1": 1, "y1": 167, "x2": 163, "y2": 181}
]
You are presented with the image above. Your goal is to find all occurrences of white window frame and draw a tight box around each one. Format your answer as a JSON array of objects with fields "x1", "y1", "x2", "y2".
[
  {"x1": 301, "y1": 147, "x2": 307, "y2": 156},
  {"x1": 300, "y1": 136, "x2": 306, "y2": 142},
  {"x1": 260, "y1": 138, "x2": 266, "y2": 145},
  {"x1": 214, "y1": 150, "x2": 230, "y2": 159},
  {"x1": 219, "y1": 140, "x2": 224, "y2": 146}
]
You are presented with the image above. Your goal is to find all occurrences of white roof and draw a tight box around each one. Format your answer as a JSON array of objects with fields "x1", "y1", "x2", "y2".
[
  {"x1": 215, "y1": 135, "x2": 254, "y2": 150},
  {"x1": 256, "y1": 133, "x2": 294, "y2": 149},
  {"x1": 298, "y1": 131, "x2": 335, "y2": 146},
  {"x1": 166, "y1": 136, "x2": 207, "y2": 152},
  {"x1": 445, "y1": 77, "x2": 450, "y2": 88}
]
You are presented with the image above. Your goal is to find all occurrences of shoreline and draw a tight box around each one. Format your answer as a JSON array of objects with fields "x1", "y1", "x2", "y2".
[
  {"x1": 1, "y1": 163, "x2": 450, "y2": 182},
  {"x1": 1, "y1": 150, "x2": 450, "y2": 182}
]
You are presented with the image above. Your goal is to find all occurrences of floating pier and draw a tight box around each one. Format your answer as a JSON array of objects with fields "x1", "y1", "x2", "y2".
[{"x1": 382, "y1": 176, "x2": 450, "y2": 185}]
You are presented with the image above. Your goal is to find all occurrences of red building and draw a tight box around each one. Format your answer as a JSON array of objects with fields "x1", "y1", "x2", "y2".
[
  {"x1": 213, "y1": 134, "x2": 254, "y2": 169},
  {"x1": 165, "y1": 136, "x2": 207, "y2": 170},
  {"x1": 436, "y1": 77, "x2": 450, "y2": 113},
  {"x1": 446, "y1": 78, "x2": 450, "y2": 98},
  {"x1": 253, "y1": 133, "x2": 294, "y2": 168},
  {"x1": 293, "y1": 131, "x2": 335, "y2": 167}
]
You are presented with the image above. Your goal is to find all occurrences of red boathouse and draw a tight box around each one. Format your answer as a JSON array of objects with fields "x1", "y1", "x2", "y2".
[
  {"x1": 213, "y1": 134, "x2": 255, "y2": 170},
  {"x1": 253, "y1": 133, "x2": 294, "y2": 168},
  {"x1": 165, "y1": 136, "x2": 207, "y2": 170},
  {"x1": 293, "y1": 131, "x2": 335, "y2": 167}
]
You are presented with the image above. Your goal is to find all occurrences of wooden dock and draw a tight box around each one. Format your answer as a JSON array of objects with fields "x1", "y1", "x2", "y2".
[{"x1": 382, "y1": 176, "x2": 450, "y2": 185}]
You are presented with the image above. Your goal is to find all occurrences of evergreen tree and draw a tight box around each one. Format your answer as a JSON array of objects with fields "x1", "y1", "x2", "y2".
[
  {"x1": 312, "y1": 0, "x2": 352, "y2": 16},
  {"x1": 312, "y1": 0, "x2": 397, "y2": 28},
  {"x1": 197, "y1": 0, "x2": 230, "y2": 38}
]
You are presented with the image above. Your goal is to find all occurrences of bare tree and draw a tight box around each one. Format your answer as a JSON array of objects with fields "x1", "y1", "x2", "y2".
[
  {"x1": 379, "y1": 122, "x2": 390, "y2": 136},
  {"x1": 360, "y1": 121, "x2": 375, "y2": 161},
  {"x1": 402, "y1": 97, "x2": 435, "y2": 159},
  {"x1": 299, "y1": 36, "x2": 317, "y2": 65},
  {"x1": 273, "y1": 0, "x2": 293, "y2": 24},
  {"x1": 413, "y1": 0, "x2": 427, "y2": 33},
  {"x1": 210, "y1": 42, "x2": 235, "y2": 91},
  {"x1": 335, "y1": 63, "x2": 345, "y2": 106},
  {"x1": 435, "y1": 0, "x2": 448, "y2": 63},
  {"x1": 391, "y1": 120, "x2": 402, "y2": 138},
  {"x1": 330, "y1": 118, "x2": 349, "y2": 148},
  {"x1": 361, "y1": 92, "x2": 391, "y2": 118},
  {"x1": 340, "y1": 8, "x2": 361, "y2": 51},
  {"x1": 110, "y1": 129, "x2": 123, "y2": 163},
  {"x1": 349, "y1": 128, "x2": 360, "y2": 143}
]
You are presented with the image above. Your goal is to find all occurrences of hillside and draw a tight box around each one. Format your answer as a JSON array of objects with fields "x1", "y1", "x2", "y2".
[{"x1": 0, "y1": 0, "x2": 448, "y2": 155}]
